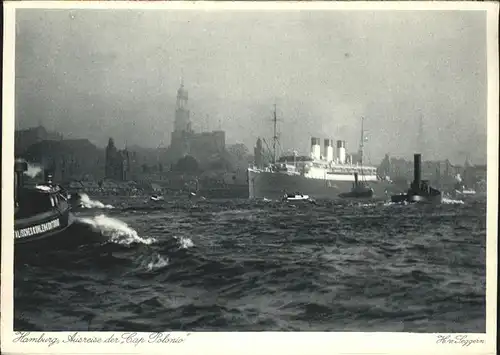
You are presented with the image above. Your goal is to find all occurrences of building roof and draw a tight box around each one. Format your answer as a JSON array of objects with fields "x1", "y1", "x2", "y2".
[{"x1": 23, "y1": 139, "x2": 100, "y2": 158}]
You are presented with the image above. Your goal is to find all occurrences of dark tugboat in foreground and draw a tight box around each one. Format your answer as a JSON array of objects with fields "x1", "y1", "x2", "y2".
[
  {"x1": 14, "y1": 160, "x2": 74, "y2": 244},
  {"x1": 391, "y1": 153, "x2": 442, "y2": 204}
]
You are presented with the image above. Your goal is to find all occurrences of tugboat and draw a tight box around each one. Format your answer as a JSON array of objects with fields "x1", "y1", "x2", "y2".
[
  {"x1": 452, "y1": 175, "x2": 477, "y2": 198},
  {"x1": 14, "y1": 160, "x2": 74, "y2": 244},
  {"x1": 452, "y1": 185, "x2": 477, "y2": 199},
  {"x1": 338, "y1": 117, "x2": 374, "y2": 199},
  {"x1": 339, "y1": 172, "x2": 374, "y2": 199},
  {"x1": 391, "y1": 153, "x2": 442, "y2": 204}
]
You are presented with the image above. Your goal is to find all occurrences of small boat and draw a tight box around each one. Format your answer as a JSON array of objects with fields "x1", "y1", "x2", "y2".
[
  {"x1": 390, "y1": 153, "x2": 442, "y2": 204},
  {"x1": 453, "y1": 183, "x2": 476, "y2": 197},
  {"x1": 339, "y1": 172, "x2": 374, "y2": 199},
  {"x1": 150, "y1": 194, "x2": 164, "y2": 202},
  {"x1": 282, "y1": 192, "x2": 314, "y2": 203},
  {"x1": 14, "y1": 160, "x2": 74, "y2": 244}
]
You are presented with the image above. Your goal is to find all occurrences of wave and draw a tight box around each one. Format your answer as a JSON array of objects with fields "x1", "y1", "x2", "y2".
[
  {"x1": 136, "y1": 253, "x2": 170, "y2": 272},
  {"x1": 174, "y1": 236, "x2": 194, "y2": 249},
  {"x1": 76, "y1": 214, "x2": 156, "y2": 246}
]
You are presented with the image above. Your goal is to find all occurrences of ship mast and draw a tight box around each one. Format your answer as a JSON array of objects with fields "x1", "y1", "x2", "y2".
[
  {"x1": 359, "y1": 116, "x2": 365, "y2": 165},
  {"x1": 272, "y1": 104, "x2": 278, "y2": 164},
  {"x1": 358, "y1": 117, "x2": 366, "y2": 183}
]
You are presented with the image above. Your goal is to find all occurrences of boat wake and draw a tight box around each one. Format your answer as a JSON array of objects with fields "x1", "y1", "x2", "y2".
[
  {"x1": 442, "y1": 197, "x2": 465, "y2": 205},
  {"x1": 78, "y1": 193, "x2": 114, "y2": 209},
  {"x1": 75, "y1": 214, "x2": 156, "y2": 246},
  {"x1": 384, "y1": 197, "x2": 464, "y2": 206}
]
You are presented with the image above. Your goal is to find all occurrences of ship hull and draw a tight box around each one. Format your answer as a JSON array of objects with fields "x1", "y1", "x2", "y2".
[
  {"x1": 198, "y1": 185, "x2": 249, "y2": 199},
  {"x1": 338, "y1": 189, "x2": 374, "y2": 199},
  {"x1": 248, "y1": 169, "x2": 402, "y2": 200},
  {"x1": 390, "y1": 193, "x2": 442, "y2": 204},
  {"x1": 15, "y1": 208, "x2": 74, "y2": 245}
]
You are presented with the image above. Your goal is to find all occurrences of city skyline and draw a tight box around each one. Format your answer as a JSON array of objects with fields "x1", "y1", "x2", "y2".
[{"x1": 15, "y1": 9, "x2": 488, "y2": 164}]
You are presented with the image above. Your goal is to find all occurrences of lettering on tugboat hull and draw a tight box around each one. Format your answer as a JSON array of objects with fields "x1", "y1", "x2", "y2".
[{"x1": 15, "y1": 219, "x2": 61, "y2": 239}]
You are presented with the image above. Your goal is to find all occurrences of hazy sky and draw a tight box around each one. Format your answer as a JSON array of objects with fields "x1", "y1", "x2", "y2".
[{"x1": 15, "y1": 8, "x2": 488, "y2": 164}]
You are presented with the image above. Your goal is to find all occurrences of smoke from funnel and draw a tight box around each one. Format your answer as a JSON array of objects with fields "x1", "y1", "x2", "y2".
[{"x1": 16, "y1": 158, "x2": 43, "y2": 178}]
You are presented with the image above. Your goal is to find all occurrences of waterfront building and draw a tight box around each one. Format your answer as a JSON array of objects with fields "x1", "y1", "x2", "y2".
[
  {"x1": 15, "y1": 126, "x2": 63, "y2": 156},
  {"x1": 105, "y1": 138, "x2": 130, "y2": 181}
]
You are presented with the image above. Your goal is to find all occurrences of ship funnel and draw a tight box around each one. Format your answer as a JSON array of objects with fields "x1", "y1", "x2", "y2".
[
  {"x1": 310, "y1": 137, "x2": 321, "y2": 160},
  {"x1": 15, "y1": 160, "x2": 28, "y2": 174},
  {"x1": 337, "y1": 140, "x2": 346, "y2": 164},
  {"x1": 413, "y1": 153, "x2": 421, "y2": 187},
  {"x1": 324, "y1": 139, "x2": 334, "y2": 162},
  {"x1": 14, "y1": 160, "x2": 28, "y2": 205}
]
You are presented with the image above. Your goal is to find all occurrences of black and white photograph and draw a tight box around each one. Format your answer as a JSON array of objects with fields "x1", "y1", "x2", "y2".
[{"x1": 2, "y1": 1, "x2": 498, "y2": 354}]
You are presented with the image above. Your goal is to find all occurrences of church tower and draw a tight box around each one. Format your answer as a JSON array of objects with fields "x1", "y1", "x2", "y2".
[
  {"x1": 105, "y1": 137, "x2": 118, "y2": 179},
  {"x1": 173, "y1": 78, "x2": 191, "y2": 133},
  {"x1": 168, "y1": 78, "x2": 193, "y2": 163}
]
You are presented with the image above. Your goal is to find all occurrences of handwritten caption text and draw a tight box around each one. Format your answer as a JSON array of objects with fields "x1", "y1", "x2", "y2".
[
  {"x1": 436, "y1": 335, "x2": 485, "y2": 347},
  {"x1": 13, "y1": 331, "x2": 191, "y2": 348}
]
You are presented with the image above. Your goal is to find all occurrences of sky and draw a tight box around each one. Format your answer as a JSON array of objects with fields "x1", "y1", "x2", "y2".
[{"x1": 14, "y1": 8, "x2": 488, "y2": 164}]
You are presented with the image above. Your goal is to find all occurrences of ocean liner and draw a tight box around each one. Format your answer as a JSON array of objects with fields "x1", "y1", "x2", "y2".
[{"x1": 247, "y1": 107, "x2": 399, "y2": 200}]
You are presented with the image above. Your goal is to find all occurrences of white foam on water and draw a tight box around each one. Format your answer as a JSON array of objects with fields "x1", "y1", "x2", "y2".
[
  {"x1": 174, "y1": 236, "x2": 194, "y2": 249},
  {"x1": 358, "y1": 202, "x2": 378, "y2": 207},
  {"x1": 145, "y1": 253, "x2": 169, "y2": 271},
  {"x1": 442, "y1": 197, "x2": 465, "y2": 205},
  {"x1": 79, "y1": 193, "x2": 114, "y2": 209},
  {"x1": 383, "y1": 201, "x2": 409, "y2": 206},
  {"x1": 384, "y1": 198, "x2": 464, "y2": 206},
  {"x1": 77, "y1": 214, "x2": 156, "y2": 245}
]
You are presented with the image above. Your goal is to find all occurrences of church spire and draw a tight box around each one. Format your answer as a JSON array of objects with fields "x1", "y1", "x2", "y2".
[{"x1": 174, "y1": 73, "x2": 191, "y2": 133}]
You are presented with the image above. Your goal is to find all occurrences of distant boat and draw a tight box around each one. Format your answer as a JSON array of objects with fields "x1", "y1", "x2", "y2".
[
  {"x1": 282, "y1": 192, "x2": 314, "y2": 203},
  {"x1": 14, "y1": 161, "x2": 74, "y2": 244},
  {"x1": 453, "y1": 183, "x2": 476, "y2": 197},
  {"x1": 150, "y1": 194, "x2": 164, "y2": 202},
  {"x1": 390, "y1": 153, "x2": 442, "y2": 204}
]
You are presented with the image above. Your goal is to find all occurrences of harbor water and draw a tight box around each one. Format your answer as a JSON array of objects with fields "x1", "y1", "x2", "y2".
[{"x1": 14, "y1": 195, "x2": 486, "y2": 332}]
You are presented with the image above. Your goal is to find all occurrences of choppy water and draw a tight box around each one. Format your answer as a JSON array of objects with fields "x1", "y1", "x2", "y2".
[{"x1": 14, "y1": 194, "x2": 486, "y2": 332}]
